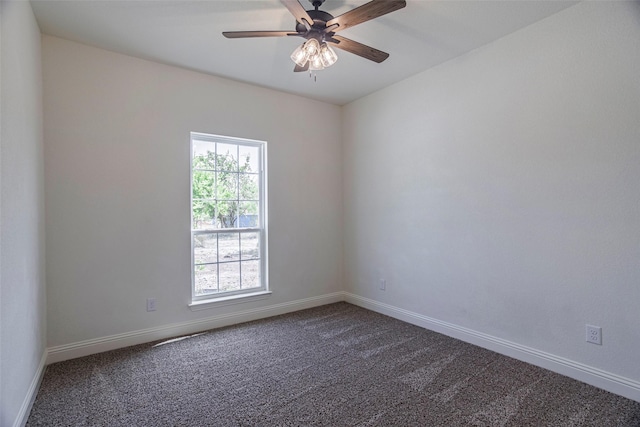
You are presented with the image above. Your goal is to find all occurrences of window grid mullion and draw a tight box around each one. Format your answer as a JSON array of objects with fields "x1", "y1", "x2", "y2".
[
  {"x1": 238, "y1": 233, "x2": 243, "y2": 290},
  {"x1": 216, "y1": 233, "x2": 220, "y2": 293},
  {"x1": 236, "y1": 144, "x2": 240, "y2": 228},
  {"x1": 237, "y1": 143, "x2": 241, "y2": 290},
  {"x1": 214, "y1": 142, "x2": 219, "y2": 229}
]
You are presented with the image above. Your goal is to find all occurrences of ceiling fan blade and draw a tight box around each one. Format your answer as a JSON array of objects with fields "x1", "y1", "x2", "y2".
[
  {"x1": 294, "y1": 62, "x2": 309, "y2": 72},
  {"x1": 281, "y1": 0, "x2": 314, "y2": 28},
  {"x1": 223, "y1": 31, "x2": 299, "y2": 39},
  {"x1": 326, "y1": 0, "x2": 406, "y2": 32},
  {"x1": 328, "y1": 35, "x2": 389, "y2": 63}
]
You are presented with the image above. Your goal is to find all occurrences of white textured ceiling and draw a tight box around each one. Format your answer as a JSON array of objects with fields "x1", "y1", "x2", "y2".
[{"x1": 31, "y1": 0, "x2": 577, "y2": 105}]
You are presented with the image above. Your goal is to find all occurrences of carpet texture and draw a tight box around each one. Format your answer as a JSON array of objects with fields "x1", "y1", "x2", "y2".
[{"x1": 28, "y1": 303, "x2": 640, "y2": 426}]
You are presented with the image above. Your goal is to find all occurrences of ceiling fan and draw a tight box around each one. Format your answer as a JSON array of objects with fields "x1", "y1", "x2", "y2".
[{"x1": 223, "y1": 0, "x2": 407, "y2": 72}]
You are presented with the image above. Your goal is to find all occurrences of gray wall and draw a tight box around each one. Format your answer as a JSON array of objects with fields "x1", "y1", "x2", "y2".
[
  {"x1": 343, "y1": 1, "x2": 640, "y2": 394},
  {"x1": 42, "y1": 36, "x2": 343, "y2": 349},
  {"x1": 0, "y1": 1, "x2": 46, "y2": 425}
]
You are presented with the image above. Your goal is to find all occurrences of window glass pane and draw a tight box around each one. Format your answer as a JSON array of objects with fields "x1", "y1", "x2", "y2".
[
  {"x1": 192, "y1": 171, "x2": 215, "y2": 199},
  {"x1": 217, "y1": 171, "x2": 238, "y2": 200},
  {"x1": 240, "y1": 232, "x2": 260, "y2": 260},
  {"x1": 218, "y1": 232, "x2": 240, "y2": 261},
  {"x1": 194, "y1": 264, "x2": 218, "y2": 296},
  {"x1": 241, "y1": 261, "x2": 261, "y2": 289},
  {"x1": 219, "y1": 262, "x2": 240, "y2": 292},
  {"x1": 217, "y1": 143, "x2": 238, "y2": 172},
  {"x1": 215, "y1": 200, "x2": 239, "y2": 228},
  {"x1": 239, "y1": 174, "x2": 259, "y2": 201},
  {"x1": 239, "y1": 145, "x2": 259, "y2": 173},
  {"x1": 239, "y1": 201, "x2": 259, "y2": 228},
  {"x1": 192, "y1": 140, "x2": 216, "y2": 170},
  {"x1": 192, "y1": 201, "x2": 216, "y2": 230},
  {"x1": 194, "y1": 234, "x2": 217, "y2": 265}
]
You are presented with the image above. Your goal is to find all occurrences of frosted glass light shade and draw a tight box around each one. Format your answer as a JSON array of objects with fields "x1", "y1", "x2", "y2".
[
  {"x1": 290, "y1": 44, "x2": 309, "y2": 67},
  {"x1": 319, "y1": 43, "x2": 338, "y2": 67},
  {"x1": 302, "y1": 38, "x2": 320, "y2": 56},
  {"x1": 308, "y1": 54, "x2": 325, "y2": 71}
]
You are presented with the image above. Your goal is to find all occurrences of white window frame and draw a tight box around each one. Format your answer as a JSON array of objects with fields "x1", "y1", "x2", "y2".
[{"x1": 189, "y1": 132, "x2": 268, "y2": 306}]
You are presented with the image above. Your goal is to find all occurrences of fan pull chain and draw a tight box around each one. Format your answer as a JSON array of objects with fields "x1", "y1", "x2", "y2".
[{"x1": 309, "y1": 71, "x2": 317, "y2": 82}]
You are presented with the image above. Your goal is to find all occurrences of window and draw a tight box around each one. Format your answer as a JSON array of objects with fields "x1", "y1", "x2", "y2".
[{"x1": 190, "y1": 132, "x2": 267, "y2": 302}]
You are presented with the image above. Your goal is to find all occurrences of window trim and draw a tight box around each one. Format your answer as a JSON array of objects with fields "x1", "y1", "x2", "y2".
[{"x1": 190, "y1": 132, "x2": 268, "y2": 304}]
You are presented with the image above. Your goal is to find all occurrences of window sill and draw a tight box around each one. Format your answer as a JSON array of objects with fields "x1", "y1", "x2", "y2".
[{"x1": 188, "y1": 290, "x2": 272, "y2": 311}]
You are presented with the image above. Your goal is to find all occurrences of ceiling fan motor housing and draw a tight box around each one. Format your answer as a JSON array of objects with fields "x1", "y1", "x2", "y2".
[{"x1": 295, "y1": 9, "x2": 335, "y2": 39}]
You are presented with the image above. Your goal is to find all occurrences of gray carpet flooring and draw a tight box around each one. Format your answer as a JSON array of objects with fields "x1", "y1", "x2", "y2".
[{"x1": 28, "y1": 303, "x2": 640, "y2": 426}]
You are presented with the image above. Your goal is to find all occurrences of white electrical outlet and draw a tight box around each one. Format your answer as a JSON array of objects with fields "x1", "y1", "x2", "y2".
[
  {"x1": 147, "y1": 298, "x2": 157, "y2": 312},
  {"x1": 379, "y1": 279, "x2": 386, "y2": 291},
  {"x1": 586, "y1": 324, "x2": 602, "y2": 345}
]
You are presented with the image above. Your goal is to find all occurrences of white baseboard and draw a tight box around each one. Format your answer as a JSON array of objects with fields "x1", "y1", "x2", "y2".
[
  {"x1": 344, "y1": 292, "x2": 640, "y2": 403},
  {"x1": 44, "y1": 291, "x2": 640, "y2": 403},
  {"x1": 14, "y1": 349, "x2": 47, "y2": 427},
  {"x1": 47, "y1": 292, "x2": 345, "y2": 364}
]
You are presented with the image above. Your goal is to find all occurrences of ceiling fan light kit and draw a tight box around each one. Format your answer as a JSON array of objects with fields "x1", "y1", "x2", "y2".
[
  {"x1": 223, "y1": 0, "x2": 406, "y2": 73},
  {"x1": 291, "y1": 39, "x2": 338, "y2": 70}
]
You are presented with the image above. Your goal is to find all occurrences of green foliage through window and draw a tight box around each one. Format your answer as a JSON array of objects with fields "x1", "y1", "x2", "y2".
[{"x1": 192, "y1": 149, "x2": 259, "y2": 229}]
